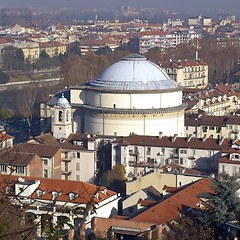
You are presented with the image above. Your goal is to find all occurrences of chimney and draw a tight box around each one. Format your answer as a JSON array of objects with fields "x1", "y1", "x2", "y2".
[
  {"x1": 219, "y1": 137, "x2": 225, "y2": 145},
  {"x1": 195, "y1": 51, "x2": 199, "y2": 61},
  {"x1": 187, "y1": 134, "x2": 193, "y2": 142},
  {"x1": 159, "y1": 132, "x2": 163, "y2": 138},
  {"x1": 202, "y1": 134, "x2": 207, "y2": 142},
  {"x1": 172, "y1": 134, "x2": 178, "y2": 142},
  {"x1": 233, "y1": 136, "x2": 239, "y2": 144}
]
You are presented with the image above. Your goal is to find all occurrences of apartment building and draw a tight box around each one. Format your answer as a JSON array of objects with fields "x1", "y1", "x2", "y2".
[
  {"x1": 183, "y1": 85, "x2": 240, "y2": 115},
  {"x1": 0, "y1": 126, "x2": 14, "y2": 149},
  {"x1": 161, "y1": 57, "x2": 208, "y2": 88},
  {"x1": 39, "y1": 41, "x2": 67, "y2": 57},
  {"x1": 30, "y1": 132, "x2": 99, "y2": 183},
  {"x1": 79, "y1": 38, "x2": 120, "y2": 55},
  {"x1": 185, "y1": 115, "x2": 240, "y2": 139},
  {"x1": 0, "y1": 174, "x2": 119, "y2": 238},
  {"x1": 130, "y1": 30, "x2": 201, "y2": 54},
  {"x1": 0, "y1": 143, "x2": 62, "y2": 178},
  {"x1": 111, "y1": 134, "x2": 233, "y2": 176}
]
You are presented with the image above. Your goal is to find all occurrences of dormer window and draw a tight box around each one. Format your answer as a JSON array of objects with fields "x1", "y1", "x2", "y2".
[
  {"x1": 95, "y1": 192, "x2": 99, "y2": 199},
  {"x1": 36, "y1": 189, "x2": 45, "y2": 197},
  {"x1": 52, "y1": 191, "x2": 61, "y2": 201},
  {"x1": 101, "y1": 189, "x2": 107, "y2": 195},
  {"x1": 69, "y1": 192, "x2": 78, "y2": 200},
  {"x1": 232, "y1": 154, "x2": 240, "y2": 161}
]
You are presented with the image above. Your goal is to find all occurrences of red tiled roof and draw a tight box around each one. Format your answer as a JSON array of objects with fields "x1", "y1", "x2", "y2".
[
  {"x1": 139, "y1": 199, "x2": 157, "y2": 207},
  {"x1": 185, "y1": 115, "x2": 240, "y2": 127},
  {"x1": 219, "y1": 156, "x2": 240, "y2": 165},
  {"x1": 0, "y1": 134, "x2": 14, "y2": 143},
  {"x1": 18, "y1": 143, "x2": 60, "y2": 158},
  {"x1": 162, "y1": 163, "x2": 201, "y2": 175},
  {"x1": 225, "y1": 116, "x2": 240, "y2": 125},
  {"x1": 39, "y1": 41, "x2": 66, "y2": 48},
  {"x1": 161, "y1": 59, "x2": 208, "y2": 68},
  {"x1": 132, "y1": 178, "x2": 213, "y2": 224},
  {"x1": 118, "y1": 134, "x2": 233, "y2": 151},
  {"x1": 163, "y1": 185, "x2": 179, "y2": 193},
  {"x1": 199, "y1": 115, "x2": 227, "y2": 127},
  {"x1": 0, "y1": 174, "x2": 116, "y2": 204}
]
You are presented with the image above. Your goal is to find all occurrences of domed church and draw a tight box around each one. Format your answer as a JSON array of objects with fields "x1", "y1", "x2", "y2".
[{"x1": 53, "y1": 54, "x2": 186, "y2": 137}]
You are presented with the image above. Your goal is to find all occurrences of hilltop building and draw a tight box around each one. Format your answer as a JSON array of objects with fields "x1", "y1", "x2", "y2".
[
  {"x1": 161, "y1": 56, "x2": 208, "y2": 88},
  {"x1": 42, "y1": 54, "x2": 186, "y2": 137}
]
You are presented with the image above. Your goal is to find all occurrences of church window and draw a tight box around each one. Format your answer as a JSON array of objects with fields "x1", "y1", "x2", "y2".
[
  {"x1": 59, "y1": 111, "x2": 63, "y2": 122},
  {"x1": 66, "y1": 110, "x2": 69, "y2": 121}
]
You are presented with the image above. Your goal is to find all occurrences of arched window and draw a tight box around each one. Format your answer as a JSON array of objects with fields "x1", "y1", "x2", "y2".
[{"x1": 59, "y1": 111, "x2": 63, "y2": 122}]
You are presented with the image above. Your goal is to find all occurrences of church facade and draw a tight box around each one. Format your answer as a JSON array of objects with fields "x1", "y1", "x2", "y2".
[{"x1": 49, "y1": 54, "x2": 186, "y2": 138}]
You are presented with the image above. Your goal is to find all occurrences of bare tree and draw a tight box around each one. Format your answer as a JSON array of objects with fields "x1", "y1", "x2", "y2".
[{"x1": 15, "y1": 86, "x2": 38, "y2": 127}]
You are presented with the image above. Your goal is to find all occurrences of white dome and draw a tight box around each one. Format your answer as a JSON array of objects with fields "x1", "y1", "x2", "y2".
[
  {"x1": 56, "y1": 93, "x2": 70, "y2": 108},
  {"x1": 87, "y1": 54, "x2": 177, "y2": 91}
]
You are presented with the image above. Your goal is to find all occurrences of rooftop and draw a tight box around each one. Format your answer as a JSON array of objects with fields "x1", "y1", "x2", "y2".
[{"x1": 86, "y1": 54, "x2": 177, "y2": 91}]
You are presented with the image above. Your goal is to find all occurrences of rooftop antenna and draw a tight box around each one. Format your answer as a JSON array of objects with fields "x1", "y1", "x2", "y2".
[{"x1": 95, "y1": 15, "x2": 98, "y2": 25}]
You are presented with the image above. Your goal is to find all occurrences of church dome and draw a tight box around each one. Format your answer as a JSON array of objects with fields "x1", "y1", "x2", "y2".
[
  {"x1": 87, "y1": 54, "x2": 177, "y2": 91},
  {"x1": 56, "y1": 93, "x2": 71, "y2": 108}
]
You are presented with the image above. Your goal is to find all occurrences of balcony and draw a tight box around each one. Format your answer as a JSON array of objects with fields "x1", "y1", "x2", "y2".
[
  {"x1": 128, "y1": 160, "x2": 159, "y2": 168},
  {"x1": 62, "y1": 158, "x2": 72, "y2": 162},
  {"x1": 62, "y1": 170, "x2": 72, "y2": 175},
  {"x1": 129, "y1": 150, "x2": 139, "y2": 156}
]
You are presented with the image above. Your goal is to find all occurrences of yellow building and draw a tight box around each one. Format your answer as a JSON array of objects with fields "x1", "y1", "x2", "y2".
[
  {"x1": 39, "y1": 41, "x2": 67, "y2": 58},
  {"x1": 161, "y1": 57, "x2": 208, "y2": 88}
]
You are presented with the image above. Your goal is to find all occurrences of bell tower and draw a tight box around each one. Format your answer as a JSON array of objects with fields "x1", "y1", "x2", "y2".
[{"x1": 52, "y1": 93, "x2": 72, "y2": 139}]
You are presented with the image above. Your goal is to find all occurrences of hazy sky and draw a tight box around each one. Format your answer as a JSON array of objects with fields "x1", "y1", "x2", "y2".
[{"x1": 0, "y1": 0, "x2": 240, "y2": 11}]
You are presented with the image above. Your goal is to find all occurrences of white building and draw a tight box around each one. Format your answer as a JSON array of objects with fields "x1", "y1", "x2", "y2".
[
  {"x1": 1, "y1": 175, "x2": 120, "y2": 238},
  {"x1": 65, "y1": 53, "x2": 186, "y2": 137},
  {"x1": 111, "y1": 134, "x2": 233, "y2": 176}
]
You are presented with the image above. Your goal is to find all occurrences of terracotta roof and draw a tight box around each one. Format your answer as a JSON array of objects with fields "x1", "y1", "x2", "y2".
[
  {"x1": 219, "y1": 156, "x2": 240, "y2": 165},
  {"x1": 0, "y1": 37, "x2": 14, "y2": 44},
  {"x1": 0, "y1": 149, "x2": 37, "y2": 166},
  {"x1": 118, "y1": 134, "x2": 233, "y2": 151},
  {"x1": 39, "y1": 41, "x2": 66, "y2": 48},
  {"x1": 161, "y1": 59, "x2": 208, "y2": 68},
  {"x1": 162, "y1": 185, "x2": 179, "y2": 193},
  {"x1": 60, "y1": 142, "x2": 86, "y2": 151},
  {"x1": 33, "y1": 133, "x2": 59, "y2": 145},
  {"x1": 183, "y1": 99, "x2": 198, "y2": 111},
  {"x1": 132, "y1": 178, "x2": 213, "y2": 224},
  {"x1": 215, "y1": 84, "x2": 239, "y2": 96},
  {"x1": 185, "y1": 115, "x2": 240, "y2": 127},
  {"x1": 199, "y1": 115, "x2": 227, "y2": 127},
  {"x1": 162, "y1": 163, "x2": 201, "y2": 175},
  {"x1": 139, "y1": 199, "x2": 157, "y2": 207},
  {"x1": 0, "y1": 174, "x2": 116, "y2": 204},
  {"x1": 183, "y1": 88, "x2": 204, "y2": 94},
  {"x1": 0, "y1": 134, "x2": 14, "y2": 143},
  {"x1": 184, "y1": 118, "x2": 202, "y2": 127},
  {"x1": 225, "y1": 116, "x2": 240, "y2": 125}
]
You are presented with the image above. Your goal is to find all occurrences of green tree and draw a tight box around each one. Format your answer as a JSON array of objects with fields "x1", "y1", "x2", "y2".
[
  {"x1": 96, "y1": 46, "x2": 112, "y2": 58},
  {"x1": 102, "y1": 164, "x2": 126, "y2": 194},
  {"x1": 39, "y1": 50, "x2": 50, "y2": 60},
  {"x1": 68, "y1": 41, "x2": 81, "y2": 56},
  {"x1": 0, "y1": 70, "x2": 10, "y2": 84},
  {"x1": 15, "y1": 87, "x2": 38, "y2": 127},
  {"x1": 196, "y1": 174, "x2": 240, "y2": 236},
  {"x1": 14, "y1": 49, "x2": 25, "y2": 71}
]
